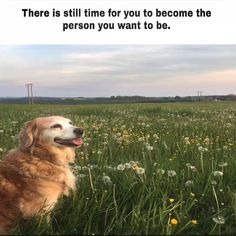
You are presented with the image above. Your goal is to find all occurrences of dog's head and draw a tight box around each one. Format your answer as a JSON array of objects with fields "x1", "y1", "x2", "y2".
[{"x1": 19, "y1": 116, "x2": 84, "y2": 150}]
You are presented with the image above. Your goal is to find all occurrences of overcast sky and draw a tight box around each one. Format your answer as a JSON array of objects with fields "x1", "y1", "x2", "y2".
[{"x1": 0, "y1": 45, "x2": 235, "y2": 97}]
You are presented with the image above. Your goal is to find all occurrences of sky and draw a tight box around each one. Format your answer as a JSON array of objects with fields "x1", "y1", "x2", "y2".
[{"x1": 0, "y1": 45, "x2": 235, "y2": 97}]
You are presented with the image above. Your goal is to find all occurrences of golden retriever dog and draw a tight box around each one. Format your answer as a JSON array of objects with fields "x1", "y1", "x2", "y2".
[{"x1": 0, "y1": 116, "x2": 84, "y2": 234}]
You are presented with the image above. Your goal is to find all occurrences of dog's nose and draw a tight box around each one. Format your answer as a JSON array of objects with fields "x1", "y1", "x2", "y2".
[{"x1": 73, "y1": 128, "x2": 84, "y2": 136}]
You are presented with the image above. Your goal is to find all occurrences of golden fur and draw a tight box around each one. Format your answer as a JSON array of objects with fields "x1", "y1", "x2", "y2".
[{"x1": 0, "y1": 116, "x2": 83, "y2": 234}]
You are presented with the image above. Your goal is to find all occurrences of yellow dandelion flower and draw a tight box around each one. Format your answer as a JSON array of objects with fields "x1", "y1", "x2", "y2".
[
  {"x1": 191, "y1": 220, "x2": 198, "y2": 224},
  {"x1": 170, "y1": 218, "x2": 178, "y2": 225},
  {"x1": 169, "y1": 198, "x2": 175, "y2": 203},
  {"x1": 132, "y1": 165, "x2": 139, "y2": 170}
]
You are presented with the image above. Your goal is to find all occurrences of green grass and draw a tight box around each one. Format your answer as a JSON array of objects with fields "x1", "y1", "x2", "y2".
[{"x1": 0, "y1": 102, "x2": 236, "y2": 235}]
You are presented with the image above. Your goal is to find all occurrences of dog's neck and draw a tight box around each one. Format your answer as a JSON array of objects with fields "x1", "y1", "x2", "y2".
[{"x1": 23, "y1": 144, "x2": 75, "y2": 166}]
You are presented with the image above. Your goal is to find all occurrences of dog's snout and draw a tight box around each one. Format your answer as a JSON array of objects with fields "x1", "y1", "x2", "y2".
[{"x1": 73, "y1": 128, "x2": 84, "y2": 136}]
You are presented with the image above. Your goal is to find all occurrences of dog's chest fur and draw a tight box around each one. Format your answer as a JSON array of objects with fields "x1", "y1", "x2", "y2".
[{"x1": 2, "y1": 149, "x2": 76, "y2": 218}]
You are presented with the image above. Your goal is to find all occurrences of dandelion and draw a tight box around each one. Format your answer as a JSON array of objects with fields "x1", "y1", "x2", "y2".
[
  {"x1": 146, "y1": 144, "x2": 154, "y2": 151},
  {"x1": 78, "y1": 174, "x2": 86, "y2": 178},
  {"x1": 157, "y1": 169, "x2": 165, "y2": 175},
  {"x1": 198, "y1": 146, "x2": 204, "y2": 153},
  {"x1": 153, "y1": 134, "x2": 159, "y2": 139},
  {"x1": 189, "y1": 165, "x2": 197, "y2": 172},
  {"x1": 170, "y1": 218, "x2": 178, "y2": 225},
  {"x1": 124, "y1": 163, "x2": 132, "y2": 169},
  {"x1": 218, "y1": 162, "x2": 228, "y2": 167},
  {"x1": 130, "y1": 161, "x2": 138, "y2": 167},
  {"x1": 135, "y1": 167, "x2": 145, "y2": 175},
  {"x1": 102, "y1": 175, "x2": 112, "y2": 185},
  {"x1": 213, "y1": 215, "x2": 225, "y2": 224},
  {"x1": 168, "y1": 170, "x2": 177, "y2": 177},
  {"x1": 117, "y1": 164, "x2": 125, "y2": 171},
  {"x1": 191, "y1": 220, "x2": 198, "y2": 224},
  {"x1": 213, "y1": 171, "x2": 223, "y2": 177},
  {"x1": 0, "y1": 148, "x2": 3, "y2": 152},
  {"x1": 138, "y1": 137, "x2": 145, "y2": 142},
  {"x1": 211, "y1": 180, "x2": 217, "y2": 185},
  {"x1": 169, "y1": 198, "x2": 175, "y2": 203},
  {"x1": 184, "y1": 137, "x2": 190, "y2": 145},
  {"x1": 190, "y1": 192, "x2": 195, "y2": 197},
  {"x1": 97, "y1": 150, "x2": 102, "y2": 155},
  {"x1": 185, "y1": 180, "x2": 194, "y2": 187},
  {"x1": 203, "y1": 137, "x2": 210, "y2": 145}
]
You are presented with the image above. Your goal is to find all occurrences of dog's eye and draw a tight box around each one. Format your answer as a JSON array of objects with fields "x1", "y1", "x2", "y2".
[
  {"x1": 69, "y1": 121, "x2": 73, "y2": 125},
  {"x1": 50, "y1": 124, "x2": 62, "y2": 129}
]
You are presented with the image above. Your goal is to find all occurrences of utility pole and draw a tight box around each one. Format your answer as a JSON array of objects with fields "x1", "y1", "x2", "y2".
[
  {"x1": 197, "y1": 91, "x2": 202, "y2": 100},
  {"x1": 26, "y1": 83, "x2": 34, "y2": 104}
]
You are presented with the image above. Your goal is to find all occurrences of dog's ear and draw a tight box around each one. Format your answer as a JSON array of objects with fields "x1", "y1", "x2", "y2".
[{"x1": 19, "y1": 120, "x2": 38, "y2": 150}]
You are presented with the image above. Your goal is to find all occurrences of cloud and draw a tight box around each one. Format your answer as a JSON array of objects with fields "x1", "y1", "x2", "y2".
[{"x1": 0, "y1": 45, "x2": 235, "y2": 97}]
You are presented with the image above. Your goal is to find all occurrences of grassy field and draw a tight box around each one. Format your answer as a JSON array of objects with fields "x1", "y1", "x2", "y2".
[{"x1": 0, "y1": 102, "x2": 236, "y2": 235}]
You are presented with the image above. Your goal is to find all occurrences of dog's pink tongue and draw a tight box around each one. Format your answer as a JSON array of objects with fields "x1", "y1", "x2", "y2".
[{"x1": 72, "y1": 138, "x2": 84, "y2": 146}]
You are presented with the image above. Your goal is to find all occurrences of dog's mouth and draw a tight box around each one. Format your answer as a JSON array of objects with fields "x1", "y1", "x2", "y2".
[{"x1": 54, "y1": 137, "x2": 84, "y2": 147}]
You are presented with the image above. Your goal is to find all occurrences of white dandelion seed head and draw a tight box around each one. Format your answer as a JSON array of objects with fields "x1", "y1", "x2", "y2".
[
  {"x1": 213, "y1": 216, "x2": 225, "y2": 224},
  {"x1": 218, "y1": 162, "x2": 228, "y2": 167},
  {"x1": 102, "y1": 175, "x2": 112, "y2": 185},
  {"x1": 211, "y1": 180, "x2": 217, "y2": 185},
  {"x1": 153, "y1": 134, "x2": 159, "y2": 139},
  {"x1": 124, "y1": 163, "x2": 132, "y2": 169},
  {"x1": 146, "y1": 145, "x2": 154, "y2": 151},
  {"x1": 129, "y1": 161, "x2": 138, "y2": 167},
  {"x1": 189, "y1": 165, "x2": 197, "y2": 172},
  {"x1": 78, "y1": 174, "x2": 86, "y2": 178},
  {"x1": 168, "y1": 170, "x2": 177, "y2": 177},
  {"x1": 185, "y1": 180, "x2": 194, "y2": 187},
  {"x1": 198, "y1": 146, "x2": 204, "y2": 152},
  {"x1": 117, "y1": 164, "x2": 125, "y2": 171},
  {"x1": 213, "y1": 171, "x2": 223, "y2": 177},
  {"x1": 138, "y1": 137, "x2": 145, "y2": 142},
  {"x1": 157, "y1": 169, "x2": 165, "y2": 175}
]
